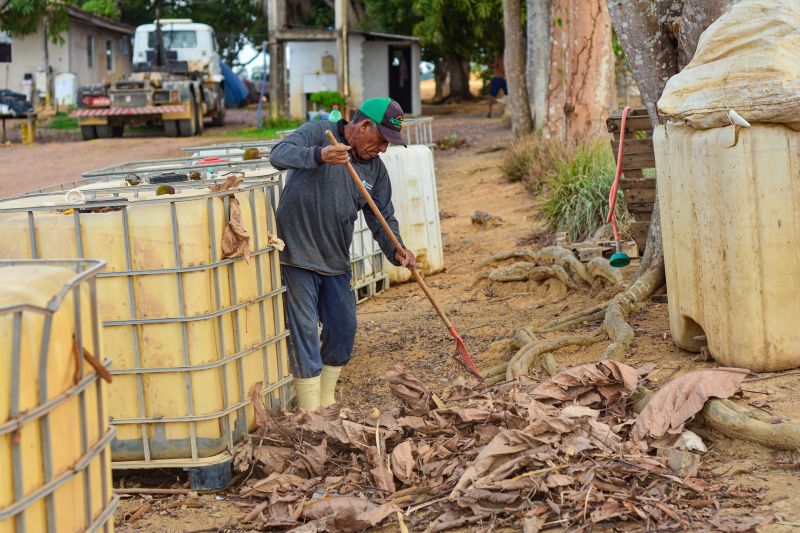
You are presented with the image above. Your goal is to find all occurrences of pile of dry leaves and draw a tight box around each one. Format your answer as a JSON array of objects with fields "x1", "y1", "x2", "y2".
[{"x1": 233, "y1": 364, "x2": 766, "y2": 532}]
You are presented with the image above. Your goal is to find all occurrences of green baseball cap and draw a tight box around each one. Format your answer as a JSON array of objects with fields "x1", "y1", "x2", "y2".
[{"x1": 359, "y1": 97, "x2": 406, "y2": 146}]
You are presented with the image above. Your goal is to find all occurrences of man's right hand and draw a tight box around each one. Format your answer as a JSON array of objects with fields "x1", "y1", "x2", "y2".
[{"x1": 321, "y1": 143, "x2": 351, "y2": 165}]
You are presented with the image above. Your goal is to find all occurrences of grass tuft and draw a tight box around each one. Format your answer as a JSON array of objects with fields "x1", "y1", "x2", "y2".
[
  {"x1": 542, "y1": 139, "x2": 631, "y2": 242},
  {"x1": 501, "y1": 133, "x2": 568, "y2": 191},
  {"x1": 43, "y1": 112, "x2": 79, "y2": 130},
  {"x1": 225, "y1": 116, "x2": 303, "y2": 139}
]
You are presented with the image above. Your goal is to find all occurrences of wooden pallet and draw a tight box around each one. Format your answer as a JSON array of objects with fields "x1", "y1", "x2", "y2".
[{"x1": 607, "y1": 108, "x2": 655, "y2": 252}]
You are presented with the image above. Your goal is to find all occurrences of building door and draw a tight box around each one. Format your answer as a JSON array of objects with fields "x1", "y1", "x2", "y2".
[{"x1": 388, "y1": 46, "x2": 412, "y2": 114}]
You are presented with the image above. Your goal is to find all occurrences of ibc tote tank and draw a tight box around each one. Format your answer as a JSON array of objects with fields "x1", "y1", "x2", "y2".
[
  {"x1": 0, "y1": 259, "x2": 117, "y2": 533},
  {"x1": 654, "y1": 123, "x2": 800, "y2": 371},
  {"x1": 379, "y1": 145, "x2": 444, "y2": 283},
  {"x1": 0, "y1": 179, "x2": 291, "y2": 472}
]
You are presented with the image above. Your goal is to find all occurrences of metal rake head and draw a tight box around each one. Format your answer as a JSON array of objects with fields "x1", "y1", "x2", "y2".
[{"x1": 449, "y1": 328, "x2": 482, "y2": 379}]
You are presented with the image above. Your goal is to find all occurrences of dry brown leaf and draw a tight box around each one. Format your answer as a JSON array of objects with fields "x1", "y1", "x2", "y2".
[
  {"x1": 590, "y1": 498, "x2": 623, "y2": 523},
  {"x1": 253, "y1": 445, "x2": 294, "y2": 474},
  {"x1": 707, "y1": 514, "x2": 774, "y2": 532},
  {"x1": 632, "y1": 368, "x2": 749, "y2": 441},
  {"x1": 294, "y1": 439, "x2": 328, "y2": 477},
  {"x1": 391, "y1": 440, "x2": 417, "y2": 484},
  {"x1": 458, "y1": 488, "x2": 519, "y2": 513},
  {"x1": 386, "y1": 366, "x2": 434, "y2": 415},
  {"x1": 251, "y1": 382, "x2": 269, "y2": 428},
  {"x1": 241, "y1": 472, "x2": 307, "y2": 497},
  {"x1": 522, "y1": 513, "x2": 545, "y2": 533},
  {"x1": 532, "y1": 361, "x2": 639, "y2": 407},
  {"x1": 369, "y1": 451, "x2": 397, "y2": 493},
  {"x1": 302, "y1": 496, "x2": 399, "y2": 532}
]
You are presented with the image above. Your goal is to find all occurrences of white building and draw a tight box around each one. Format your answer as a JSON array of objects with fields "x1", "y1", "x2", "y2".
[
  {"x1": 0, "y1": 6, "x2": 133, "y2": 105},
  {"x1": 285, "y1": 31, "x2": 421, "y2": 119}
]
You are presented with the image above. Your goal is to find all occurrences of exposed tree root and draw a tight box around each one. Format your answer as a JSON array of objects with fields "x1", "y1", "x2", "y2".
[
  {"x1": 506, "y1": 330, "x2": 604, "y2": 380},
  {"x1": 602, "y1": 265, "x2": 666, "y2": 361},
  {"x1": 633, "y1": 391, "x2": 800, "y2": 451},
  {"x1": 533, "y1": 301, "x2": 611, "y2": 332},
  {"x1": 480, "y1": 246, "x2": 592, "y2": 285},
  {"x1": 702, "y1": 399, "x2": 800, "y2": 451},
  {"x1": 488, "y1": 262, "x2": 580, "y2": 290},
  {"x1": 511, "y1": 327, "x2": 537, "y2": 348},
  {"x1": 587, "y1": 257, "x2": 624, "y2": 287}
]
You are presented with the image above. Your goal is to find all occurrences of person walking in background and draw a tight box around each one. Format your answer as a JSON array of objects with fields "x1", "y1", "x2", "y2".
[{"x1": 487, "y1": 54, "x2": 507, "y2": 118}]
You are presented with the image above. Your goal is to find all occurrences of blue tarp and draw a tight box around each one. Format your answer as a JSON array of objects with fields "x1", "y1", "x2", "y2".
[{"x1": 221, "y1": 62, "x2": 249, "y2": 108}]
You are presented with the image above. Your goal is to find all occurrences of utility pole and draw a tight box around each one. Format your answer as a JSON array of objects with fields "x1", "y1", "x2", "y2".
[
  {"x1": 267, "y1": 0, "x2": 287, "y2": 118},
  {"x1": 335, "y1": 0, "x2": 350, "y2": 118}
]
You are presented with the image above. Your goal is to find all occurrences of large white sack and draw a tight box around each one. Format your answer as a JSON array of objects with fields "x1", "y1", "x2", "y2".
[{"x1": 658, "y1": 0, "x2": 800, "y2": 130}]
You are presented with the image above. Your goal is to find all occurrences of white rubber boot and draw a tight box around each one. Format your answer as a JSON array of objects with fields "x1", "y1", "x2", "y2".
[
  {"x1": 320, "y1": 365, "x2": 343, "y2": 407},
  {"x1": 293, "y1": 375, "x2": 321, "y2": 411}
]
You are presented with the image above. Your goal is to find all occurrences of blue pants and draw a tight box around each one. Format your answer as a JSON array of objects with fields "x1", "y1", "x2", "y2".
[
  {"x1": 489, "y1": 76, "x2": 507, "y2": 97},
  {"x1": 281, "y1": 265, "x2": 357, "y2": 378}
]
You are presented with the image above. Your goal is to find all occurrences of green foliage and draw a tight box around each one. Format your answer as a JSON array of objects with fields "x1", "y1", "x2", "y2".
[
  {"x1": 542, "y1": 140, "x2": 631, "y2": 242},
  {"x1": 81, "y1": 0, "x2": 121, "y2": 20},
  {"x1": 227, "y1": 116, "x2": 303, "y2": 139},
  {"x1": 309, "y1": 91, "x2": 344, "y2": 111},
  {"x1": 360, "y1": 0, "x2": 419, "y2": 35},
  {"x1": 0, "y1": 0, "x2": 75, "y2": 42},
  {"x1": 43, "y1": 112, "x2": 79, "y2": 130}
]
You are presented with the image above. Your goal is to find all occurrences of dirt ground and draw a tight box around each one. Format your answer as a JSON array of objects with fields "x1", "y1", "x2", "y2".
[{"x1": 5, "y1": 101, "x2": 799, "y2": 531}]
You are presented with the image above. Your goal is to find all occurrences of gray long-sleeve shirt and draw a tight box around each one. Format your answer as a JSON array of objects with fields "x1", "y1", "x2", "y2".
[{"x1": 270, "y1": 119, "x2": 405, "y2": 275}]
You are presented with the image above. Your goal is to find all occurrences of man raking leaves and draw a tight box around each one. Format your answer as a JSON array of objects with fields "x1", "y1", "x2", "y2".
[{"x1": 271, "y1": 97, "x2": 479, "y2": 411}]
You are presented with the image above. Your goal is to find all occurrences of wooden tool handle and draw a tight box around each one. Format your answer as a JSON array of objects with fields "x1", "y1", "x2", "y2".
[{"x1": 411, "y1": 269, "x2": 453, "y2": 329}]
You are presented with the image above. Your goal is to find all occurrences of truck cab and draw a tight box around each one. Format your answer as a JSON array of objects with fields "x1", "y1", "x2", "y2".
[{"x1": 132, "y1": 20, "x2": 222, "y2": 83}]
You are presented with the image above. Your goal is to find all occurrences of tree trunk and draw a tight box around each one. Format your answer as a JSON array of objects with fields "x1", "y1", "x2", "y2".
[
  {"x1": 606, "y1": 0, "x2": 679, "y2": 129},
  {"x1": 545, "y1": 0, "x2": 616, "y2": 142},
  {"x1": 527, "y1": 0, "x2": 552, "y2": 131},
  {"x1": 677, "y1": 0, "x2": 734, "y2": 68},
  {"x1": 434, "y1": 58, "x2": 449, "y2": 101},
  {"x1": 446, "y1": 54, "x2": 472, "y2": 100},
  {"x1": 606, "y1": 0, "x2": 732, "y2": 275},
  {"x1": 504, "y1": 0, "x2": 534, "y2": 137}
]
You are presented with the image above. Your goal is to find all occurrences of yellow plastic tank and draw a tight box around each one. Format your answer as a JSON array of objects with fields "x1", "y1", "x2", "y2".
[
  {"x1": 0, "y1": 180, "x2": 291, "y2": 466},
  {"x1": 654, "y1": 123, "x2": 800, "y2": 371},
  {"x1": 0, "y1": 259, "x2": 117, "y2": 533}
]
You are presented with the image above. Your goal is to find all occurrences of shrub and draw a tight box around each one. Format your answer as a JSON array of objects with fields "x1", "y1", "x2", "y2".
[
  {"x1": 542, "y1": 139, "x2": 631, "y2": 242},
  {"x1": 309, "y1": 91, "x2": 344, "y2": 111},
  {"x1": 501, "y1": 133, "x2": 568, "y2": 191}
]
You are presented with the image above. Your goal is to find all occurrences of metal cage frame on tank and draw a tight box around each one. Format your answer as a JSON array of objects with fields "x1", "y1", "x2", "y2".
[
  {"x1": 0, "y1": 178, "x2": 292, "y2": 490},
  {"x1": 180, "y1": 139, "x2": 283, "y2": 160},
  {"x1": 0, "y1": 259, "x2": 118, "y2": 533}
]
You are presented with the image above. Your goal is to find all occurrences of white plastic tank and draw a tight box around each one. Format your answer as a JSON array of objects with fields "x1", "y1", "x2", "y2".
[
  {"x1": 54, "y1": 73, "x2": 78, "y2": 107},
  {"x1": 379, "y1": 145, "x2": 444, "y2": 283},
  {"x1": 654, "y1": 123, "x2": 800, "y2": 371}
]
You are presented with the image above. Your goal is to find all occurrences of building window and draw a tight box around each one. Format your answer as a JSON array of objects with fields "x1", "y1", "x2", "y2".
[
  {"x1": 0, "y1": 32, "x2": 11, "y2": 63},
  {"x1": 87, "y1": 36, "x2": 95, "y2": 68},
  {"x1": 105, "y1": 39, "x2": 114, "y2": 72},
  {"x1": 119, "y1": 36, "x2": 129, "y2": 55}
]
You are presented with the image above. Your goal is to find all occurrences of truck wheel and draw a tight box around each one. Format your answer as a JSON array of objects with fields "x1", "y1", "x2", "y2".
[
  {"x1": 193, "y1": 96, "x2": 203, "y2": 135},
  {"x1": 211, "y1": 86, "x2": 225, "y2": 127},
  {"x1": 112, "y1": 125, "x2": 124, "y2": 137},
  {"x1": 95, "y1": 125, "x2": 113, "y2": 138},
  {"x1": 178, "y1": 119, "x2": 193, "y2": 137},
  {"x1": 81, "y1": 126, "x2": 97, "y2": 140},
  {"x1": 164, "y1": 120, "x2": 179, "y2": 137}
]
